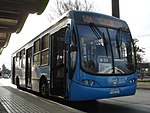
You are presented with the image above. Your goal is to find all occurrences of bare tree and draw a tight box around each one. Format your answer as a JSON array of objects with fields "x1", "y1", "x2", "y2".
[
  {"x1": 49, "y1": 0, "x2": 94, "y2": 21},
  {"x1": 133, "y1": 38, "x2": 145, "y2": 63}
]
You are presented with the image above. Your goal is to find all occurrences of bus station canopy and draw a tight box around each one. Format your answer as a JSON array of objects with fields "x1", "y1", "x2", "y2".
[{"x1": 0, "y1": 0, "x2": 49, "y2": 54}]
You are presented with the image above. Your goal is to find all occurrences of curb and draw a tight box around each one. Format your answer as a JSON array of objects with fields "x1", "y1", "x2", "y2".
[{"x1": 137, "y1": 82, "x2": 150, "y2": 90}]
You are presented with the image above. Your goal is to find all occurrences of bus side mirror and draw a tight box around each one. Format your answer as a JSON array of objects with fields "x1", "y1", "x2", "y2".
[{"x1": 65, "y1": 29, "x2": 71, "y2": 45}]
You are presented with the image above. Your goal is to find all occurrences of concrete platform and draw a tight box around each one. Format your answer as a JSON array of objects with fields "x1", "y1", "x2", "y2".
[
  {"x1": 0, "y1": 79, "x2": 83, "y2": 113},
  {"x1": 0, "y1": 78, "x2": 150, "y2": 113},
  {"x1": 0, "y1": 102, "x2": 7, "y2": 113},
  {"x1": 0, "y1": 86, "x2": 50, "y2": 113},
  {"x1": 0, "y1": 86, "x2": 85, "y2": 113}
]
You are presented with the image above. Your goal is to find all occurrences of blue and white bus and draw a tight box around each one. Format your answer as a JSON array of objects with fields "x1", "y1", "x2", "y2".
[{"x1": 11, "y1": 10, "x2": 137, "y2": 101}]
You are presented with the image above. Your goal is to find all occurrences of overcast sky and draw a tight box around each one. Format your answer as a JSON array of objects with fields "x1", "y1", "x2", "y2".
[
  {"x1": 1, "y1": 0, "x2": 150, "y2": 69},
  {"x1": 120, "y1": 0, "x2": 150, "y2": 62}
]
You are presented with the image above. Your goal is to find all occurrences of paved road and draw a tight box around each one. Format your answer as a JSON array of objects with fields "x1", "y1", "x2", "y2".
[
  {"x1": 63, "y1": 90, "x2": 150, "y2": 113},
  {"x1": 0, "y1": 78, "x2": 150, "y2": 113}
]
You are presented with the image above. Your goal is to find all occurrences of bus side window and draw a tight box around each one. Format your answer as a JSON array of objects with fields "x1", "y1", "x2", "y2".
[
  {"x1": 33, "y1": 39, "x2": 41, "y2": 66},
  {"x1": 41, "y1": 34, "x2": 49, "y2": 65}
]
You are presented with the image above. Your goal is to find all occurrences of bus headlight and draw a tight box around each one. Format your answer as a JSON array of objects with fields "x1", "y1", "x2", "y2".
[
  {"x1": 129, "y1": 78, "x2": 136, "y2": 84},
  {"x1": 85, "y1": 80, "x2": 89, "y2": 85},
  {"x1": 91, "y1": 80, "x2": 95, "y2": 86},
  {"x1": 81, "y1": 79, "x2": 95, "y2": 86},
  {"x1": 130, "y1": 80, "x2": 133, "y2": 83}
]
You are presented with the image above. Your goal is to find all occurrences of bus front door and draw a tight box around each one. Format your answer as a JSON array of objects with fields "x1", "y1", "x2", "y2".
[
  {"x1": 51, "y1": 34, "x2": 67, "y2": 96},
  {"x1": 26, "y1": 47, "x2": 32, "y2": 88}
]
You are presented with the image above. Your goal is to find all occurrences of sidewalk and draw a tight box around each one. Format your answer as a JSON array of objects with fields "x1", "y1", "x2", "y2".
[
  {"x1": 137, "y1": 81, "x2": 150, "y2": 90},
  {"x1": 0, "y1": 103, "x2": 7, "y2": 113},
  {"x1": 0, "y1": 79, "x2": 150, "y2": 113},
  {"x1": 137, "y1": 77, "x2": 150, "y2": 90}
]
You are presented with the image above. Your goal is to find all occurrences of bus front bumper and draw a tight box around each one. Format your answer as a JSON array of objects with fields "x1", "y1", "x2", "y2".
[{"x1": 69, "y1": 81, "x2": 137, "y2": 101}]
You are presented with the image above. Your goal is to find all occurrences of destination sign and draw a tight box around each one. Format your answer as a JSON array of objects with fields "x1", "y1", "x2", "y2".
[
  {"x1": 82, "y1": 15, "x2": 124, "y2": 28},
  {"x1": 72, "y1": 11, "x2": 128, "y2": 29}
]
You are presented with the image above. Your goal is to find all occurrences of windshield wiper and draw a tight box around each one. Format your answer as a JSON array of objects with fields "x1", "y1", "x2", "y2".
[
  {"x1": 116, "y1": 28, "x2": 123, "y2": 59},
  {"x1": 89, "y1": 23, "x2": 108, "y2": 56}
]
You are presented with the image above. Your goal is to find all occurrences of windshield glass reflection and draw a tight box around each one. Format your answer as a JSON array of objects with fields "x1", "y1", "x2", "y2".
[{"x1": 77, "y1": 25, "x2": 135, "y2": 75}]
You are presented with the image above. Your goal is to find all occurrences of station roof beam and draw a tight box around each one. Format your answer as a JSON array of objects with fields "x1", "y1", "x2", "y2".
[{"x1": 0, "y1": 0, "x2": 49, "y2": 54}]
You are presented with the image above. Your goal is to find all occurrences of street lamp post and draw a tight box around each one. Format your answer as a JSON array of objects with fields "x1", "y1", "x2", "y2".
[{"x1": 112, "y1": 0, "x2": 120, "y2": 18}]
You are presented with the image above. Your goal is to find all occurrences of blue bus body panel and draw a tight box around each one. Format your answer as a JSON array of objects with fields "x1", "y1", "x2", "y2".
[
  {"x1": 69, "y1": 80, "x2": 136, "y2": 101},
  {"x1": 69, "y1": 71, "x2": 137, "y2": 101},
  {"x1": 78, "y1": 71, "x2": 137, "y2": 88}
]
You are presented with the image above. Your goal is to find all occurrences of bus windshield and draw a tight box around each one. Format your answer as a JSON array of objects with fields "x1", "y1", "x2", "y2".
[{"x1": 77, "y1": 25, "x2": 136, "y2": 75}]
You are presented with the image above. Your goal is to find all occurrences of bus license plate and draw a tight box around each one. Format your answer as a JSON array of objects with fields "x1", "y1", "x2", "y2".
[{"x1": 110, "y1": 89, "x2": 120, "y2": 94}]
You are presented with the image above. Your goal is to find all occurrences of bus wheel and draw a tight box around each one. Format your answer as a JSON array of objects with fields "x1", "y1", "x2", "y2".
[{"x1": 40, "y1": 81, "x2": 48, "y2": 97}]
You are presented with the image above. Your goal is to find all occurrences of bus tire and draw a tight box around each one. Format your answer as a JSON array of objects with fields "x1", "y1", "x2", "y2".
[{"x1": 40, "y1": 79, "x2": 48, "y2": 97}]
